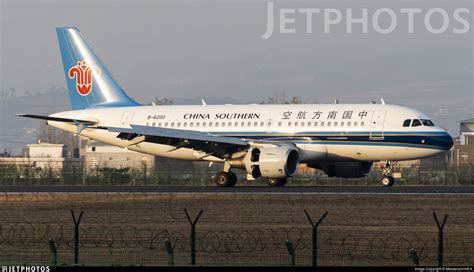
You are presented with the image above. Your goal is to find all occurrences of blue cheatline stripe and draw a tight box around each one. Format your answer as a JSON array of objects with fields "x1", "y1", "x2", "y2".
[
  {"x1": 291, "y1": 141, "x2": 449, "y2": 150},
  {"x1": 210, "y1": 130, "x2": 447, "y2": 136},
  {"x1": 205, "y1": 130, "x2": 452, "y2": 150}
]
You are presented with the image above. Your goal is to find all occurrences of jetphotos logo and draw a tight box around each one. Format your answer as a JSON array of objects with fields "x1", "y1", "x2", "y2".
[
  {"x1": 68, "y1": 60, "x2": 101, "y2": 96},
  {"x1": 262, "y1": 2, "x2": 471, "y2": 39}
]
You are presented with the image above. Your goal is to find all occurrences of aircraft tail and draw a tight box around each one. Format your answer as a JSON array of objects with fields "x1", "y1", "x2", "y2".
[{"x1": 56, "y1": 27, "x2": 141, "y2": 110}]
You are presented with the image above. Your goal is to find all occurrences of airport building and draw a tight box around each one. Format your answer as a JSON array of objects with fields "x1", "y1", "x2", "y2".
[
  {"x1": 80, "y1": 139, "x2": 156, "y2": 171},
  {"x1": 449, "y1": 118, "x2": 474, "y2": 166},
  {"x1": 0, "y1": 141, "x2": 69, "y2": 170}
]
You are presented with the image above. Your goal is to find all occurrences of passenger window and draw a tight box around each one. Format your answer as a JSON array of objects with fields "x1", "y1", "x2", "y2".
[
  {"x1": 327, "y1": 122, "x2": 331, "y2": 127},
  {"x1": 278, "y1": 122, "x2": 282, "y2": 127},
  {"x1": 171, "y1": 122, "x2": 174, "y2": 127},
  {"x1": 295, "y1": 122, "x2": 299, "y2": 126},
  {"x1": 177, "y1": 122, "x2": 181, "y2": 127},
  {"x1": 360, "y1": 121, "x2": 364, "y2": 126},
  {"x1": 260, "y1": 122, "x2": 265, "y2": 127},
  {"x1": 288, "y1": 122, "x2": 292, "y2": 127},
  {"x1": 412, "y1": 119, "x2": 422, "y2": 127},
  {"x1": 203, "y1": 122, "x2": 207, "y2": 127},
  {"x1": 234, "y1": 122, "x2": 238, "y2": 127},
  {"x1": 307, "y1": 122, "x2": 311, "y2": 126},
  {"x1": 301, "y1": 122, "x2": 305, "y2": 127},
  {"x1": 341, "y1": 122, "x2": 344, "y2": 127},
  {"x1": 209, "y1": 122, "x2": 212, "y2": 127},
  {"x1": 146, "y1": 122, "x2": 149, "y2": 126},
  {"x1": 354, "y1": 122, "x2": 358, "y2": 127},
  {"x1": 183, "y1": 123, "x2": 187, "y2": 127},
  {"x1": 254, "y1": 122, "x2": 258, "y2": 127},
  {"x1": 158, "y1": 122, "x2": 162, "y2": 127},
  {"x1": 152, "y1": 122, "x2": 156, "y2": 127},
  {"x1": 190, "y1": 122, "x2": 194, "y2": 127},
  {"x1": 334, "y1": 122, "x2": 338, "y2": 127},
  {"x1": 267, "y1": 121, "x2": 272, "y2": 126},
  {"x1": 196, "y1": 122, "x2": 200, "y2": 127},
  {"x1": 247, "y1": 122, "x2": 251, "y2": 127},
  {"x1": 403, "y1": 119, "x2": 411, "y2": 127},
  {"x1": 314, "y1": 122, "x2": 318, "y2": 127},
  {"x1": 347, "y1": 122, "x2": 351, "y2": 126},
  {"x1": 321, "y1": 122, "x2": 325, "y2": 126},
  {"x1": 165, "y1": 122, "x2": 169, "y2": 127}
]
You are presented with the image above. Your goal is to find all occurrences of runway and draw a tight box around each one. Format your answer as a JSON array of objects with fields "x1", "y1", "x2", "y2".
[{"x1": 0, "y1": 185, "x2": 473, "y2": 194}]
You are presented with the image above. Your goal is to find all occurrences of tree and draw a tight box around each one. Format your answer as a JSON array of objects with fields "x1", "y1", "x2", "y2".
[
  {"x1": 151, "y1": 97, "x2": 173, "y2": 106},
  {"x1": 36, "y1": 121, "x2": 79, "y2": 158}
]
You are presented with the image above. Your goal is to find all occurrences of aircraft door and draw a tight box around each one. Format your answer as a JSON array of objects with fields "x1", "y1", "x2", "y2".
[
  {"x1": 369, "y1": 110, "x2": 386, "y2": 140},
  {"x1": 120, "y1": 111, "x2": 135, "y2": 128}
]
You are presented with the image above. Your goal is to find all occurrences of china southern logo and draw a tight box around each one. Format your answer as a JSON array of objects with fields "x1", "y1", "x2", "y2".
[{"x1": 68, "y1": 60, "x2": 101, "y2": 96}]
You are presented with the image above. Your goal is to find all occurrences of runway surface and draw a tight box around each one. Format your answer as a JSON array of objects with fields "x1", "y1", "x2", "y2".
[{"x1": 0, "y1": 185, "x2": 472, "y2": 194}]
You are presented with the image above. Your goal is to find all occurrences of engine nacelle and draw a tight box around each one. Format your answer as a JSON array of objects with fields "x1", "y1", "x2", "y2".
[
  {"x1": 308, "y1": 161, "x2": 372, "y2": 178},
  {"x1": 242, "y1": 147, "x2": 299, "y2": 179}
]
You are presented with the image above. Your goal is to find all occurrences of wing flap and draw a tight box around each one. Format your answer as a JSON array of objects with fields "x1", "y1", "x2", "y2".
[{"x1": 108, "y1": 124, "x2": 248, "y2": 159}]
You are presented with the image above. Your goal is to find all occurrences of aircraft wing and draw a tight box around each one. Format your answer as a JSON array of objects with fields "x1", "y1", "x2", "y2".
[{"x1": 107, "y1": 124, "x2": 249, "y2": 159}]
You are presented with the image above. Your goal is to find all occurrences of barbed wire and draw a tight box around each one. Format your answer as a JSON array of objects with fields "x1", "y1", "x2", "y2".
[{"x1": 0, "y1": 224, "x2": 471, "y2": 265}]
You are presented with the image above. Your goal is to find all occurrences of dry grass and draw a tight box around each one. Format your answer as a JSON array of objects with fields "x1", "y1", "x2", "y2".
[{"x1": 0, "y1": 192, "x2": 472, "y2": 266}]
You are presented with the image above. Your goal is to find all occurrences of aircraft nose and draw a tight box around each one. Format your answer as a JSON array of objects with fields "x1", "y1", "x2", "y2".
[
  {"x1": 437, "y1": 130, "x2": 453, "y2": 150},
  {"x1": 445, "y1": 132, "x2": 454, "y2": 150}
]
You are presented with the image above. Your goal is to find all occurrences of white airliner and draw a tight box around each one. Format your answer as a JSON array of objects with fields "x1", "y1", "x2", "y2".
[{"x1": 18, "y1": 27, "x2": 453, "y2": 187}]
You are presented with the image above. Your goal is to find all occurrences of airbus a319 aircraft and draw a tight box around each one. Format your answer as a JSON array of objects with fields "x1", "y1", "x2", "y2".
[{"x1": 18, "y1": 27, "x2": 454, "y2": 187}]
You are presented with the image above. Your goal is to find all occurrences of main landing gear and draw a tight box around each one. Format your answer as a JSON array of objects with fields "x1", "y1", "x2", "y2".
[
  {"x1": 215, "y1": 171, "x2": 237, "y2": 187},
  {"x1": 380, "y1": 161, "x2": 395, "y2": 187},
  {"x1": 266, "y1": 178, "x2": 287, "y2": 187}
]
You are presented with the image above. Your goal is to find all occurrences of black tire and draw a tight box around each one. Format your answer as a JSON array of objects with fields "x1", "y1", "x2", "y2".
[
  {"x1": 215, "y1": 171, "x2": 237, "y2": 187},
  {"x1": 227, "y1": 171, "x2": 237, "y2": 187},
  {"x1": 381, "y1": 175, "x2": 395, "y2": 187},
  {"x1": 266, "y1": 178, "x2": 287, "y2": 187}
]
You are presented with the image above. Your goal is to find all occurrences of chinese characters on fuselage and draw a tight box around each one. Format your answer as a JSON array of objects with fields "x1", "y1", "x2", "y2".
[{"x1": 282, "y1": 110, "x2": 368, "y2": 120}]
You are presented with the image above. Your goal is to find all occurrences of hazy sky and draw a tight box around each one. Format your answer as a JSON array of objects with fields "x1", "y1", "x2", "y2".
[{"x1": 0, "y1": 0, "x2": 473, "y2": 136}]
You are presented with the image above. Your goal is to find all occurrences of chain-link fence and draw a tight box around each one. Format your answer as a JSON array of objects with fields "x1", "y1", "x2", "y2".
[
  {"x1": 0, "y1": 213, "x2": 472, "y2": 266},
  {"x1": 0, "y1": 160, "x2": 473, "y2": 186}
]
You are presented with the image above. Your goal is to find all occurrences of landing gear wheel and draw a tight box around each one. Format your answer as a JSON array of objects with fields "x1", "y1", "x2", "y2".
[
  {"x1": 266, "y1": 178, "x2": 287, "y2": 187},
  {"x1": 381, "y1": 175, "x2": 395, "y2": 187},
  {"x1": 215, "y1": 171, "x2": 237, "y2": 187}
]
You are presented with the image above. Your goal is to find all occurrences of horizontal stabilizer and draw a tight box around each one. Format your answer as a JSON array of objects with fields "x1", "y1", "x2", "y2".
[{"x1": 16, "y1": 114, "x2": 98, "y2": 125}]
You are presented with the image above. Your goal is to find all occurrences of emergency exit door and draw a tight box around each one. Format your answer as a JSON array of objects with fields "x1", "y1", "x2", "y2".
[
  {"x1": 369, "y1": 110, "x2": 386, "y2": 140},
  {"x1": 120, "y1": 111, "x2": 135, "y2": 128}
]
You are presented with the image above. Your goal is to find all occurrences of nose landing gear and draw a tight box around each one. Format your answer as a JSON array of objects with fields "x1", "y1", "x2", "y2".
[{"x1": 380, "y1": 161, "x2": 395, "y2": 187}]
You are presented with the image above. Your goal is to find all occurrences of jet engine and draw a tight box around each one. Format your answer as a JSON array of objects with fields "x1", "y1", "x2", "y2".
[
  {"x1": 307, "y1": 161, "x2": 372, "y2": 178},
  {"x1": 237, "y1": 146, "x2": 300, "y2": 179}
]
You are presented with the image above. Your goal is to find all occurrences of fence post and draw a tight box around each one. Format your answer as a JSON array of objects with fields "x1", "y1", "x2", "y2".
[
  {"x1": 48, "y1": 239, "x2": 58, "y2": 266},
  {"x1": 304, "y1": 210, "x2": 328, "y2": 268},
  {"x1": 285, "y1": 240, "x2": 296, "y2": 266},
  {"x1": 184, "y1": 208, "x2": 203, "y2": 266},
  {"x1": 409, "y1": 248, "x2": 419, "y2": 266},
  {"x1": 72, "y1": 165, "x2": 76, "y2": 185},
  {"x1": 71, "y1": 210, "x2": 84, "y2": 265},
  {"x1": 433, "y1": 212, "x2": 448, "y2": 267},
  {"x1": 143, "y1": 164, "x2": 147, "y2": 185},
  {"x1": 164, "y1": 239, "x2": 174, "y2": 266},
  {"x1": 82, "y1": 165, "x2": 86, "y2": 186}
]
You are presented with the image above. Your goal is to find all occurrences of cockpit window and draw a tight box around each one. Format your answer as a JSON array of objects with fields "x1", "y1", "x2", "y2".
[
  {"x1": 421, "y1": 119, "x2": 435, "y2": 126},
  {"x1": 412, "y1": 119, "x2": 422, "y2": 127},
  {"x1": 403, "y1": 119, "x2": 411, "y2": 127}
]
